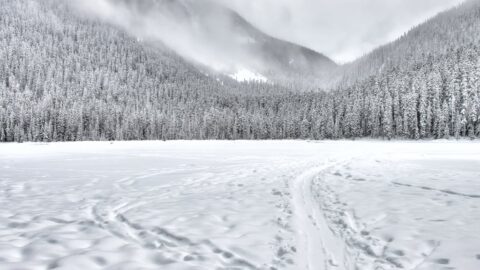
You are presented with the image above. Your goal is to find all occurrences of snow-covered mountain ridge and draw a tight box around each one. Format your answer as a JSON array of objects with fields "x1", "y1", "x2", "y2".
[{"x1": 78, "y1": 0, "x2": 337, "y2": 84}]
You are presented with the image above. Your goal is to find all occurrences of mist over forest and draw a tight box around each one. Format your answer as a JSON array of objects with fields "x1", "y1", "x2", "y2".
[{"x1": 1, "y1": 0, "x2": 479, "y2": 142}]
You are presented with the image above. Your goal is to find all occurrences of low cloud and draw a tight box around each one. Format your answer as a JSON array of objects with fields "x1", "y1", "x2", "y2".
[
  {"x1": 216, "y1": 0, "x2": 464, "y2": 63},
  {"x1": 74, "y1": 0, "x2": 464, "y2": 67},
  {"x1": 73, "y1": 0, "x2": 267, "y2": 74}
]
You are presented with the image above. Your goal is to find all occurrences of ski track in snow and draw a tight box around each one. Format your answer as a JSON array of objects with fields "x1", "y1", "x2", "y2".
[
  {"x1": 291, "y1": 161, "x2": 350, "y2": 270},
  {"x1": 1, "y1": 141, "x2": 480, "y2": 270}
]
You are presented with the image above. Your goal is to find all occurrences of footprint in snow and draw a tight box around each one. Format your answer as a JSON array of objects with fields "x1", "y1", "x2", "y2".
[
  {"x1": 434, "y1": 258, "x2": 450, "y2": 265},
  {"x1": 392, "y1": 250, "x2": 405, "y2": 257}
]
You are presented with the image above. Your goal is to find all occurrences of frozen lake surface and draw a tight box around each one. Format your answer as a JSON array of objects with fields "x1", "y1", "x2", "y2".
[{"x1": 1, "y1": 141, "x2": 479, "y2": 270}]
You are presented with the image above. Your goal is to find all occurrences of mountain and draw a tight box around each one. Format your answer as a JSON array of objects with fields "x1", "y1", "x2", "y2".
[
  {"x1": 198, "y1": 0, "x2": 338, "y2": 79},
  {"x1": 336, "y1": 0, "x2": 480, "y2": 86},
  {"x1": 330, "y1": 0, "x2": 480, "y2": 139},
  {"x1": 82, "y1": 0, "x2": 337, "y2": 85},
  {"x1": 0, "y1": 0, "x2": 298, "y2": 142}
]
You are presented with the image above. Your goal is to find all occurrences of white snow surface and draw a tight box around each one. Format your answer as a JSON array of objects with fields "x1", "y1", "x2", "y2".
[
  {"x1": 0, "y1": 141, "x2": 480, "y2": 270},
  {"x1": 229, "y1": 68, "x2": 268, "y2": 83}
]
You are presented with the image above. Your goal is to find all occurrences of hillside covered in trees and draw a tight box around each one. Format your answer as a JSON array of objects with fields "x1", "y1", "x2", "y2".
[{"x1": 0, "y1": 0, "x2": 479, "y2": 141}]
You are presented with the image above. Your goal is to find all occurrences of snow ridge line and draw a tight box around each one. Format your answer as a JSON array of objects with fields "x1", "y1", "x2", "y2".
[{"x1": 291, "y1": 161, "x2": 350, "y2": 270}]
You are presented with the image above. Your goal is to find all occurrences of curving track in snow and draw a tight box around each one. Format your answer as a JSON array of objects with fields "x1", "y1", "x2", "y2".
[{"x1": 291, "y1": 162, "x2": 350, "y2": 270}]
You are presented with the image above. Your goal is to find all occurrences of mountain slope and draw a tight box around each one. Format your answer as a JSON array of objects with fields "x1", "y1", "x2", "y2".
[
  {"x1": 0, "y1": 0, "x2": 287, "y2": 141},
  {"x1": 206, "y1": 0, "x2": 338, "y2": 78},
  {"x1": 337, "y1": 0, "x2": 480, "y2": 86},
  {"x1": 329, "y1": 0, "x2": 480, "y2": 139},
  {"x1": 79, "y1": 0, "x2": 337, "y2": 85}
]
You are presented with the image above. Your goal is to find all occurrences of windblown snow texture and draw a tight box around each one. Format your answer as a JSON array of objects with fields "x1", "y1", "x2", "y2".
[{"x1": 1, "y1": 141, "x2": 480, "y2": 269}]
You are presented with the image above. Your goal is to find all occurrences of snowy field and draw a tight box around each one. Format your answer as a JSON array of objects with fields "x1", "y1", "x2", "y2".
[{"x1": 0, "y1": 141, "x2": 479, "y2": 270}]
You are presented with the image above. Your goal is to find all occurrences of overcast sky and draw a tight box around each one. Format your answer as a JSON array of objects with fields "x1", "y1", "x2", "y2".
[{"x1": 217, "y1": 0, "x2": 464, "y2": 63}]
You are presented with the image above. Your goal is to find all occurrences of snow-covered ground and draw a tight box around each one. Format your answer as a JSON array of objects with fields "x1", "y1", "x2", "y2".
[
  {"x1": 229, "y1": 68, "x2": 268, "y2": 83},
  {"x1": 0, "y1": 141, "x2": 479, "y2": 270}
]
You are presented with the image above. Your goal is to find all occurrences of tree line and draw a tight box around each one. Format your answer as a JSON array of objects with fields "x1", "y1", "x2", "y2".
[{"x1": 0, "y1": 0, "x2": 479, "y2": 142}]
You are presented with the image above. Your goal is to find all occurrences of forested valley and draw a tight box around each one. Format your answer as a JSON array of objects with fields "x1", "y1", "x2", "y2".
[{"x1": 1, "y1": 0, "x2": 479, "y2": 141}]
